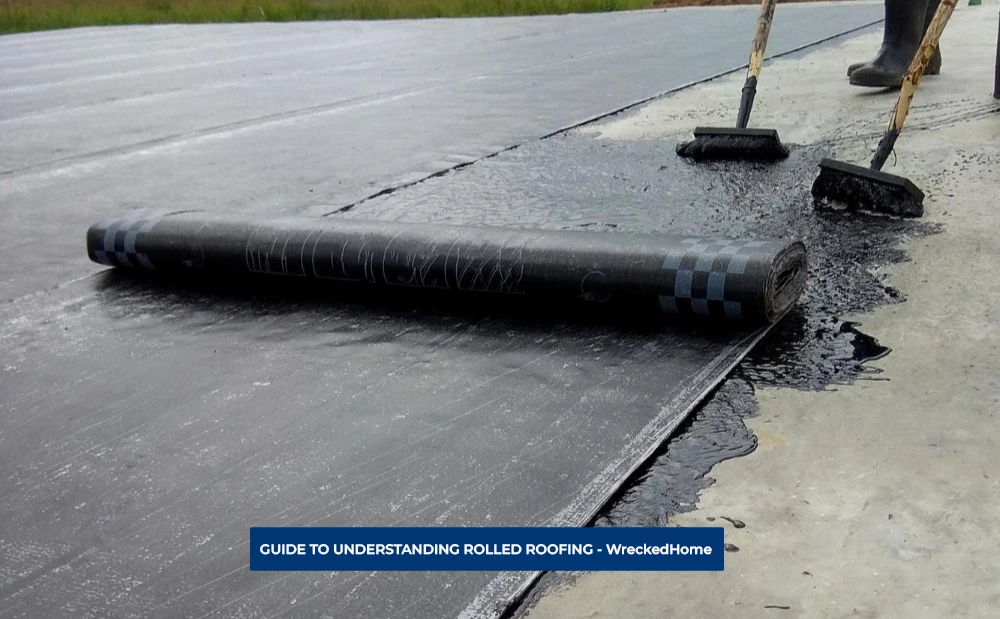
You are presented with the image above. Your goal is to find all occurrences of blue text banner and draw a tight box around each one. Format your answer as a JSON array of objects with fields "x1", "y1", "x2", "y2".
[{"x1": 250, "y1": 527, "x2": 724, "y2": 571}]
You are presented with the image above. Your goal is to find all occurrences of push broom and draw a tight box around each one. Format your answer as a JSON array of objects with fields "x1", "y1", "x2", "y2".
[
  {"x1": 811, "y1": 0, "x2": 957, "y2": 217},
  {"x1": 676, "y1": 0, "x2": 789, "y2": 162}
]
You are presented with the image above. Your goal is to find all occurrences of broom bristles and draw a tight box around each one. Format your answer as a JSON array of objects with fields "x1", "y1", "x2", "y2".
[
  {"x1": 811, "y1": 159, "x2": 924, "y2": 218},
  {"x1": 676, "y1": 130, "x2": 789, "y2": 162}
]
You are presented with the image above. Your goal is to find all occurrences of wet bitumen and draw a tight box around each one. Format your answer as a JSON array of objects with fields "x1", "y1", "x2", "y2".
[
  {"x1": 0, "y1": 11, "x2": 927, "y2": 617},
  {"x1": 0, "y1": 6, "x2": 883, "y2": 303},
  {"x1": 594, "y1": 316, "x2": 895, "y2": 529},
  {"x1": 355, "y1": 133, "x2": 930, "y2": 405},
  {"x1": 352, "y1": 131, "x2": 929, "y2": 396},
  {"x1": 3, "y1": 14, "x2": 905, "y2": 617},
  {"x1": 351, "y1": 129, "x2": 934, "y2": 613},
  {"x1": 0, "y1": 128, "x2": 927, "y2": 619}
]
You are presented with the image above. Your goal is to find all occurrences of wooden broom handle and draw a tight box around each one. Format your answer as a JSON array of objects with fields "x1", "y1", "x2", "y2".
[
  {"x1": 748, "y1": 0, "x2": 778, "y2": 80},
  {"x1": 888, "y1": 0, "x2": 958, "y2": 135}
]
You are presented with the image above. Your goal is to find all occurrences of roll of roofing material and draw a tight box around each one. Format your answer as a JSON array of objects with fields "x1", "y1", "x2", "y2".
[{"x1": 86, "y1": 212, "x2": 807, "y2": 325}]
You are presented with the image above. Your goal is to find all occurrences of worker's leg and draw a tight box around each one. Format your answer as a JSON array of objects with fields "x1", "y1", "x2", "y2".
[
  {"x1": 847, "y1": 0, "x2": 942, "y2": 87},
  {"x1": 921, "y1": 0, "x2": 944, "y2": 74},
  {"x1": 994, "y1": 8, "x2": 1000, "y2": 99},
  {"x1": 847, "y1": 0, "x2": 942, "y2": 78}
]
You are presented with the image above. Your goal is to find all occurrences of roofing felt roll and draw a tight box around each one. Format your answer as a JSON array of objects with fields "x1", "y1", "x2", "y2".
[{"x1": 87, "y1": 212, "x2": 807, "y2": 325}]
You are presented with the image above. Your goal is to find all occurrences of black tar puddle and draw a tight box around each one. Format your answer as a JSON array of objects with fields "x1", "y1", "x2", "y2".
[{"x1": 353, "y1": 131, "x2": 937, "y2": 524}]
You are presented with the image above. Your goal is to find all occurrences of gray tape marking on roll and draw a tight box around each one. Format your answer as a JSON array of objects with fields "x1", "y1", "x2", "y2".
[
  {"x1": 662, "y1": 253, "x2": 683, "y2": 270},
  {"x1": 691, "y1": 298, "x2": 710, "y2": 316},
  {"x1": 685, "y1": 242, "x2": 709, "y2": 256},
  {"x1": 659, "y1": 295, "x2": 678, "y2": 314},
  {"x1": 101, "y1": 218, "x2": 129, "y2": 266},
  {"x1": 103, "y1": 215, "x2": 147, "y2": 267},
  {"x1": 724, "y1": 301, "x2": 743, "y2": 320},
  {"x1": 707, "y1": 271, "x2": 726, "y2": 301},
  {"x1": 103, "y1": 216, "x2": 142, "y2": 253},
  {"x1": 91, "y1": 217, "x2": 118, "y2": 265},
  {"x1": 124, "y1": 219, "x2": 150, "y2": 253},
  {"x1": 102, "y1": 218, "x2": 123, "y2": 254},
  {"x1": 728, "y1": 253, "x2": 750, "y2": 275},
  {"x1": 694, "y1": 252, "x2": 716, "y2": 272},
  {"x1": 116, "y1": 219, "x2": 148, "y2": 267},
  {"x1": 124, "y1": 219, "x2": 159, "y2": 269},
  {"x1": 674, "y1": 269, "x2": 693, "y2": 299}
]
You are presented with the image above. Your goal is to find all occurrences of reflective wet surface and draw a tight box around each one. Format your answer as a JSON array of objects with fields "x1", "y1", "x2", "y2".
[
  {"x1": 1, "y1": 10, "x2": 907, "y2": 619},
  {"x1": 357, "y1": 132, "x2": 934, "y2": 532},
  {"x1": 481, "y1": 134, "x2": 932, "y2": 617}
]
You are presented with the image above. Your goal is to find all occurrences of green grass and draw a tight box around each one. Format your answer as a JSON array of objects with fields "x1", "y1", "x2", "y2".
[{"x1": 1, "y1": 0, "x2": 656, "y2": 35}]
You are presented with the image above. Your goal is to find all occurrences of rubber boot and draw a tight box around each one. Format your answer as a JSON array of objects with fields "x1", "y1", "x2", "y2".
[
  {"x1": 848, "y1": 0, "x2": 942, "y2": 77},
  {"x1": 848, "y1": 0, "x2": 940, "y2": 87},
  {"x1": 847, "y1": 48, "x2": 940, "y2": 77}
]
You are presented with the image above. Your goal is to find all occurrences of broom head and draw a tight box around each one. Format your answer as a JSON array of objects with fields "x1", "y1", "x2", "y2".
[
  {"x1": 676, "y1": 127, "x2": 789, "y2": 162},
  {"x1": 811, "y1": 158, "x2": 924, "y2": 218}
]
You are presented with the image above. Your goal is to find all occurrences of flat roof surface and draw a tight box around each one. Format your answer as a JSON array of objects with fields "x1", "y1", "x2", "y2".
[{"x1": 0, "y1": 7, "x2": 882, "y2": 618}]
